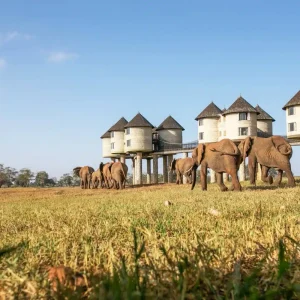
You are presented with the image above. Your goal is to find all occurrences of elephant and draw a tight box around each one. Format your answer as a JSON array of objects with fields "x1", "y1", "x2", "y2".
[
  {"x1": 91, "y1": 168, "x2": 104, "y2": 189},
  {"x1": 238, "y1": 136, "x2": 295, "y2": 187},
  {"x1": 99, "y1": 162, "x2": 114, "y2": 188},
  {"x1": 110, "y1": 162, "x2": 128, "y2": 189},
  {"x1": 191, "y1": 139, "x2": 242, "y2": 192},
  {"x1": 169, "y1": 157, "x2": 194, "y2": 184},
  {"x1": 73, "y1": 166, "x2": 95, "y2": 189}
]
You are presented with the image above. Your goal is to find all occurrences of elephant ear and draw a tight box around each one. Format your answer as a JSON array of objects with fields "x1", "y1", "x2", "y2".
[
  {"x1": 193, "y1": 144, "x2": 205, "y2": 165},
  {"x1": 170, "y1": 158, "x2": 176, "y2": 170},
  {"x1": 243, "y1": 137, "x2": 252, "y2": 159},
  {"x1": 271, "y1": 136, "x2": 292, "y2": 156}
]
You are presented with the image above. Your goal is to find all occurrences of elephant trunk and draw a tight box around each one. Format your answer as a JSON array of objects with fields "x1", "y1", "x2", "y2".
[{"x1": 191, "y1": 164, "x2": 198, "y2": 190}]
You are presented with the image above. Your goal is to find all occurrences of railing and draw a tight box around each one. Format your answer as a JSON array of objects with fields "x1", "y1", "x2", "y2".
[{"x1": 155, "y1": 139, "x2": 198, "y2": 152}]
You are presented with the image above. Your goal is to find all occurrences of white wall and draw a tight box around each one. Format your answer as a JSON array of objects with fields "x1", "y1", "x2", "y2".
[
  {"x1": 257, "y1": 120, "x2": 273, "y2": 136},
  {"x1": 286, "y1": 106, "x2": 300, "y2": 138},
  {"x1": 111, "y1": 131, "x2": 125, "y2": 154},
  {"x1": 124, "y1": 127, "x2": 153, "y2": 152},
  {"x1": 102, "y1": 137, "x2": 117, "y2": 158},
  {"x1": 198, "y1": 118, "x2": 219, "y2": 143}
]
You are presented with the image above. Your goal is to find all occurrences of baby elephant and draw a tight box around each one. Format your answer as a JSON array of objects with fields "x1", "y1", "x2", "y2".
[{"x1": 169, "y1": 157, "x2": 194, "y2": 184}]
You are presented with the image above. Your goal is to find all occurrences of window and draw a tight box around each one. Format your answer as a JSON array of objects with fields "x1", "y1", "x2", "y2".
[
  {"x1": 111, "y1": 142, "x2": 115, "y2": 149},
  {"x1": 219, "y1": 131, "x2": 222, "y2": 137},
  {"x1": 199, "y1": 132, "x2": 204, "y2": 140},
  {"x1": 111, "y1": 132, "x2": 114, "y2": 138},
  {"x1": 199, "y1": 119, "x2": 203, "y2": 126},
  {"x1": 288, "y1": 107, "x2": 295, "y2": 116},
  {"x1": 238, "y1": 127, "x2": 248, "y2": 136},
  {"x1": 224, "y1": 130, "x2": 226, "y2": 136},
  {"x1": 127, "y1": 139, "x2": 131, "y2": 147},
  {"x1": 239, "y1": 113, "x2": 247, "y2": 120},
  {"x1": 125, "y1": 128, "x2": 131, "y2": 135},
  {"x1": 288, "y1": 122, "x2": 297, "y2": 132}
]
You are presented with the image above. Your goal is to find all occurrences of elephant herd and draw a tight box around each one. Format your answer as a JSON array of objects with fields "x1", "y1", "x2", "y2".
[
  {"x1": 171, "y1": 135, "x2": 295, "y2": 192},
  {"x1": 74, "y1": 136, "x2": 295, "y2": 192},
  {"x1": 73, "y1": 161, "x2": 128, "y2": 190}
]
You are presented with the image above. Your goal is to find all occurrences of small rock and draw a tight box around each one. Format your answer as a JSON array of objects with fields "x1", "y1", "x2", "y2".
[
  {"x1": 164, "y1": 200, "x2": 173, "y2": 206},
  {"x1": 208, "y1": 208, "x2": 221, "y2": 217}
]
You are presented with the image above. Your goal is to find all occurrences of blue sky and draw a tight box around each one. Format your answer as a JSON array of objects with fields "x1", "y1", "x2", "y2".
[{"x1": 1, "y1": 1, "x2": 300, "y2": 178}]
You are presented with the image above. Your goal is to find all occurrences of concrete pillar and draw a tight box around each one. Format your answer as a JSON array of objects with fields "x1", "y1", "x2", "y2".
[
  {"x1": 210, "y1": 169, "x2": 216, "y2": 183},
  {"x1": 182, "y1": 152, "x2": 188, "y2": 184},
  {"x1": 239, "y1": 160, "x2": 246, "y2": 181},
  {"x1": 257, "y1": 163, "x2": 262, "y2": 181},
  {"x1": 131, "y1": 158, "x2": 135, "y2": 185},
  {"x1": 120, "y1": 155, "x2": 125, "y2": 164},
  {"x1": 223, "y1": 173, "x2": 229, "y2": 183},
  {"x1": 146, "y1": 159, "x2": 151, "y2": 184},
  {"x1": 167, "y1": 155, "x2": 173, "y2": 183},
  {"x1": 136, "y1": 152, "x2": 142, "y2": 185},
  {"x1": 153, "y1": 155, "x2": 158, "y2": 184},
  {"x1": 163, "y1": 156, "x2": 168, "y2": 183}
]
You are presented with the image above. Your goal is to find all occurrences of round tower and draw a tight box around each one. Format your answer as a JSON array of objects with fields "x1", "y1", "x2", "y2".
[
  {"x1": 100, "y1": 130, "x2": 117, "y2": 158},
  {"x1": 195, "y1": 102, "x2": 222, "y2": 143},
  {"x1": 255, "y1": 105, "x2": 275, "y2": 137},
  {"x1": 124, "y1": 113, "x2": 154, "y2": 153},
  {"x1": 156, "y1": 116, "x2": 184, "y2": 148},
  {"x1": 282, "y1": 90, "x2": 300, "y2": 139},
  {"x1": 108, "y1": 117, "x2": 128, "y2": 154},
  {"x1": 222, "y1": 96, "x2": 259, "y2": 141}
]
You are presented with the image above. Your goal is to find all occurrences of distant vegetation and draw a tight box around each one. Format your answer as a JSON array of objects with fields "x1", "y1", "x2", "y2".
[{"x1": 0, "y1": 183, "x2": 299, "y2": 298}]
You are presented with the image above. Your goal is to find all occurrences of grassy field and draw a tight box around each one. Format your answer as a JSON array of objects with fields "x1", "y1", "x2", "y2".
[{"x1": 0, "y1": 181, "x2": 300, "y2": 299}]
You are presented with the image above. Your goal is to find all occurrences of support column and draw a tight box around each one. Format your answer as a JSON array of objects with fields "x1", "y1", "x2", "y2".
[
  {"x1": 120, "y1": 155, "x2": 125, "y2": 164},
  {"x1": 163, "y1": 156, "x2": 168, "y2": 183},
  {"x1": 223, "y1": 173, "x2": 229, "y2": 183},
  {"x1": 136, "y1": 152, "x2": 142, "y2": 185},
  {"x1": 210, "y1": 169, "x2": 216, "y2": 183},
  {"x1": 131, "y1": 158, "x2": 135, "y2": 185},
  {"x1": 146, "y1": 159, "x2": 151, "y2": 184},
  {"x1": 239, "y1": 160, "x2": 246, "y2": 181},
  {"x1": 257, "y1": 163, "x2": 262, "y2": 181},
  {"x1": 153, "y1": 155, "x2": 158, "y2": 184},
  {"x1": 182, "y1": 152, "x2": 188, "y2": 184},
  {"x1": 167, "y1": 155, "x2": 173, "y2": 183}
]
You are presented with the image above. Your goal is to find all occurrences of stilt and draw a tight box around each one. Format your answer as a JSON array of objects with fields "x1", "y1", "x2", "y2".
[
  {"x1": 182, "y1": 152, "x2": 188, "y2": 184},
  {"x1": 120, "y1": 155, "x2": 125, "y2": 164},
  {"x1": 210, "y1": 169, "x2": 216, "y2": 183},
  {"x1": 163, "y1": 156, "x2": 168, "y2": 183},
  {"x1": 153, "y1": 154, "x2": 158, "y2": 184},
  {"x1": 239, "y1": 160, "x2": 246, "y2": 181},
  {"x1": 146, "y1": 158, "x2": 151, "y2": 184},
  {"x1": 167, "y1": 155, "x2": 173, "y2": 183},
  {"x1": 136, "y1": 152, "x2": 142, "y2": 185},
  {"x1": 132, "y1": 158, "x2": 135, "y2": 185}
]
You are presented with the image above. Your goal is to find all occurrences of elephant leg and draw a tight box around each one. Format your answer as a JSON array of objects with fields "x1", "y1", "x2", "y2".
[
  {"x1": 80, "y1": 179, "x2": 84, "y2": 189},
  {"x1": 216, "y1": 172, "x2": 228, "y2": 192},
  {"x1": 200, "y1": 164, "x2": 207, "y2": 191},
  {"x1": 282, "y1": 165, "x2": 296, "y2": 187},
  {"x1": 274, "y1": 169, "x2": 283, "y2": 186},
  {"x1": 176, "y1": 172, "x2": 180, "y2": 184},
  {"x1": 179, "y1": 173, "x2": 183, "y2": 184},
  {"x1": 261, "y1": 166, "x2": 273, "y2": 185},
  {"x1": 230, "y1": 171, "x2": 242, "y2": 191},
  {"x1": 248, "y1": 157, "x2": 257, "y2": 185}
]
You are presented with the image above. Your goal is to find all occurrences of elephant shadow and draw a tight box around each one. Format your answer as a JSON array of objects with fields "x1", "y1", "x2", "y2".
[{"x1": 244, "y1": 185, "x2": 286, "y2": 191}]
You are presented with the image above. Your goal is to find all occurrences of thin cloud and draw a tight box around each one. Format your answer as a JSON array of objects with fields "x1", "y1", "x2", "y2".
[
  {"x1": 48, "y1": 51, "x2": 79, "y2": 63},
  {"x1": 0, "y1": 31, "x2": 34, "y2": 45},
  {"x1": 0, "y1": 58, "x2": 7, "y2": 69}
]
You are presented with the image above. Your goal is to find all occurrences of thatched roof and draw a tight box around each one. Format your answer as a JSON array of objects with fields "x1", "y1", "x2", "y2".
[
  {"x1": 124, "y1": 113, "x2": 154, "y2": 128},
  {"x1": 156, "y1": 115, "x2": 185, "y2": 131},
  {"x1": 108, "y1": 117, "x2": 128, "y2": 132},
  {"x1": 100, "y1": 130, "x2": 110, "y2": 139},
  {"x1": 282, "y1": 90, "x2": 300, "y2": 110},
  {"x1": 223, "y1": 96, "x2": 258, "y2": 115},
  {"x1": 255, "y1": 105, "x2": 275, "y2": 122},
  {"x1": 195, "y1": 102, "x2": 222, "y2": 120}
]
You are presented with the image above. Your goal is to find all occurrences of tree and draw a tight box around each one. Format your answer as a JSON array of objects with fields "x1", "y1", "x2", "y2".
[
  {"x1": 58, "y1": 173, "x2": 74, "y2": 187},
  {"x1": 35, "y1": 171, "x2": 49, "y2": 187},
  {"x1": 0, "y1": 164, "x2": 18, "y2": 187},
  {"x1": 16, "y1": 169, "x2": 34, "y2": 187}
]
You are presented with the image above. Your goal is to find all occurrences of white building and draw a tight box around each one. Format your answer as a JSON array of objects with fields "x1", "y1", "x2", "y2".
[
  {"x1": 255, "y1": 105, "x2": 275, "y2": 137},
  {"x1": 109, "y1": 117, "x2": 128, "y2": 154},
  {"x1": 100, "y1": 130, "x2": 117, "y2": 158},
  {"x1": 282, "y1": 90, "x2": 300, "y2": 139},
  {"x1": 195, "y1": 102, "x2": 223, "y2": 143},
  {"x1": 124, "y1": 113, "x2": 154, "y2": 153}
]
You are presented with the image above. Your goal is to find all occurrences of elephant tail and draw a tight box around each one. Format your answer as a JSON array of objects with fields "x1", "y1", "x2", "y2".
[
  {"x1": 191, "y1": 164, "x2": 198, "y2": 190},
  {"x1": 185, "y1": 165, "x2": 194, "y2": 175},
  {"x1": 73, "y1": 167, "x2": 81, "y2": 177}
]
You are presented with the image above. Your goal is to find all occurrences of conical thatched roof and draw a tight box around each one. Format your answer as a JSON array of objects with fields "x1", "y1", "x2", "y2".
[
  {"x1": 195, "y1": 102, "x2": 222, "y2": 120},
  {"x1": 255, "y1": 105, "x2": 275, "y2": 122},
  {"x1": 223, "y1": 96, "x2": 258, "y2": 115},
  {"x1": 156, "y1": 115, "x2": 185, "y2": 131},
  {"x1": 108, "y1": 117, "x2": 128, "y2": 132},
  {"x1": 282, "y1": 90, "x2": 300, "y2": 110},
  {"x1": 100, "y1": 130, "x2": 110, "y2": 139},
  {"x1": 124, "y1": 113, "x2": 154, "y2": 128}
]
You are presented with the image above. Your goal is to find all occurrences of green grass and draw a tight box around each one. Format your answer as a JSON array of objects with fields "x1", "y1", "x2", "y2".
[{"x1": 0, "y1": 181, "x2": 300, "y2": 299}]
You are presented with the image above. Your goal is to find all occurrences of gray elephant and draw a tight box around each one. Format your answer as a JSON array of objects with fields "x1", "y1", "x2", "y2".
[
  {"x1": 169, "y1": 157, "x2": 194, "y2": 184},
  {"x1": 238, "y1": 136, "x2": 295, "y2": 187},
  {"x1": 91, "y1": 168, "x2": 104, "y2": 188},
  {"x1": 110, "y1": 162, "x2": 128, "y2": 189},
  {"x1": 191, "y1": 139, "x2": 242, "y2": 191}
]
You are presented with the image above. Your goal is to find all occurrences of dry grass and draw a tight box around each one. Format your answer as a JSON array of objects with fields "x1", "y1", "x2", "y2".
[{"x1": 0, "y1": 181, "x2": 300, "y2": 298}]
